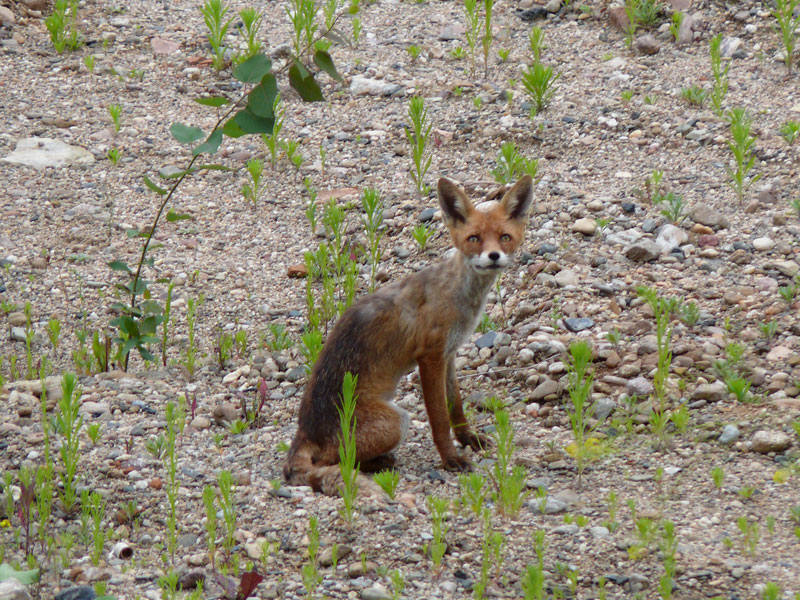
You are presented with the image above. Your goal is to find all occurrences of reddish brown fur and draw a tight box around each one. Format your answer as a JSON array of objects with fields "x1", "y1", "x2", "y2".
[{"x1": 284, "y1": 176, "x2": 533, "y2": 494}]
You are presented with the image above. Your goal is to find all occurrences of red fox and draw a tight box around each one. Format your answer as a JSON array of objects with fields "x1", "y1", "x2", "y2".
[{"x1": 284, "y1": 175, "x2": 533, "y2": 494}]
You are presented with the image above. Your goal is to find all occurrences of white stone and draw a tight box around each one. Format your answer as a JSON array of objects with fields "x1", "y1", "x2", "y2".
[
  {"x1": 753, "y1": 237, "x2": 775, "y2": 251},
  {"x1": 655, "y1": 224, "x2": 688, "y2": 253},
  {"x1": 571, "y1": 217, "x2": 596, "y2": 235},
  {"x1": 2, "y1": 137, "x2": 95, "y2": 169}
]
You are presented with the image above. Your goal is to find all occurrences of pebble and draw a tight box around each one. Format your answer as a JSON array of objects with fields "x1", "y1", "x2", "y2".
[
  {"x1": 753, "y1": 237, "x2": 775, "y2": 252},
  {"x1": 529, "y1": 497, "x2": 567, "y2": 514},
  {"x1": 349, "y1": 77, "x2": 403, "y2": 97},
  {"x1": 691, "y1": 204, "x2": 728, "y2": 229},
  {"x1": 361, "y1": 586, "x2": 392, "y2": 600},
  {"x1": 751, "y1": 430, "x2": 791, "y2": 453},
  {"x1": 655, "y1": 224, "x2": 688, "y2": 253},
  {"x1": 635, "y1": 34, "x2": 660, "y2": 55},
  {"x1": 531, "y1": 378, "x2": 559, "y2": 401},
  {"x1": 691, "y1": 382, "x2": 727, "y2": 403},
  {"x1": 625, "y1": 240, "x2": 661, "y2": 262},
  {"x1": 554, "y1": 268, "x2": 579, "y2": 287},
  {"x1": 563, "y1": 317, "x2": 594, "y2": 332},
  {"x1": 571, "y1": 217, "x2": 596, "y2": 236},
  {"x1": 719, "y1": 424, "x2": 740, "y2": 445},
  {"x1": 627, "y1": 376, "x2": 654, "y2": 397}
]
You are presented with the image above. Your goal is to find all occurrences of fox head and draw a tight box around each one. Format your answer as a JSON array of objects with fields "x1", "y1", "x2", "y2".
[{"x1": 437, "y1": 175, "x2": 533, "y2": 275}]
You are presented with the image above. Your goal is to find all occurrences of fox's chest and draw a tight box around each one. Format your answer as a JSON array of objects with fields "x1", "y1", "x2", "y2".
[{"x1": 443, "y1": 296, "x2": 489, "y2": 357}]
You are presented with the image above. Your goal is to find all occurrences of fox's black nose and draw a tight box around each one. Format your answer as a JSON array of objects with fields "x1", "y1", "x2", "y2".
[{"x1": 488, "y1": 251, "x2": 500, "y2": 262}]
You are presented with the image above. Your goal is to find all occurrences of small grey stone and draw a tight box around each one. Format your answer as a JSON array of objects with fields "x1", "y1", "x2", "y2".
[
  {"x1": 284, "y1": 366, "x2": 306, "y2": 382},
  {"x1": 544, "y1": 0, "x2": 561, "y2": 12},
  {"x1": 531, "y1": 378, "x2": 559, "y2": 400},
  {"x1": 655, "y1": 224, "x2": 688, "y2": 253},
  {"x1": 10, "y1": 326, "x2": 26, "y2": 342},
  {"x1": 393, "y1": 246, "x2": 410, "y2": 259},
  {"x1": 553, "y1": 524, "x2": 579, "y2": 535},
  {"x1": 719, "y1": 424, "x2": 740, "y2": 445},
  {"x1": 593, "y1": 397, "x2": 616, "y2": 421},
  {"x1": 751, "y1": 430, "x2": 791, "y2": 453},
  {"x1": 419, "y1": 208, "x2": 437, "y2": 222},
  {"x1": 54, "y1": 587, "x2": 96, "y2": 600},
  {"x1": 627, "y1": 376, "x2": 654, "y2": 397},
  {"x1": 529, "y1": 497, "x2": 567, "y2": 514},
  {"x1": 690, "y1": 382, "x2": 727, "y2": 403},
  {"x1": 691, "y1": 203, "x2": 728, "y2": 229},
  {"x1": 555, "y1": 268, "x2": 579, "y2": 287},
  {"x1": 518, "y1": 6, "x2": 548, "y2": 20},
  {"x1": 361, "y1": 586, "x2": 392, "y2": 600},
  {"x1": 642, "y1": 218, "x2": 659, "y2": 233},
  {"x1": 350, "y1": 77, "x2": 403, "y2": 97},
  {"x1": 537, "y1": 242, "x2": 558, "y2": 255},
  {"x1": 590, "y1": 526, "x2": 610, "y2": 539},
  {"x1": 475, "y1": 331, "x2": 497, "y2": 348},
  {"x1": 625, "y1": 240, "x2": 661, "y2": 262},
  {"x1": 563, "y1": 317, "x2": 594, "y2": 332},
  {"x1": 494, "y1": 332, "x2": 512, "y2": 347},
  {"x1": 635, "y1": 34, "x2": 660, "y2": 55},
  {"x1": 177, "y1": 532, "x2": 199, "y2": 547},
  {"x1": 719, "y1": 36, "x2": 742, "y2": 58}
]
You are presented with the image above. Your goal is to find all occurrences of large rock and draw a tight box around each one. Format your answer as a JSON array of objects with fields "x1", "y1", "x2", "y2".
[
  {"x1": 751, "y1": 430, "x2": 791, "y2": 454},
  {"x1": 635, "y1": 34, "x2": 660, "y2": 55},
  {"x1": 0, "y1": 579, "x2": 32, "y2": 600},
  {"x1": 690, "y1": 381, "x2": 727, "y2": 403},
  {"x1": 2, "y1": 137, "x2": 95, "y2": 169}
]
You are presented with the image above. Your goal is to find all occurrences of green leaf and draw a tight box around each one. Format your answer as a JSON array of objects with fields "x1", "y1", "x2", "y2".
[
  {"x1": 233, "y1": 54, "x2": 272, "y2": 83},
  {"x1": 222, "y1": 118, "x2": 247, "y2": 138},
  {"x1": 233, "y1": 107, "x2": 275, "y2": 135},
  {"x1": 0, "y1": 563, "x2": 40, "y2": 585},
  {"x1": 160, "y1": 168, "x2": 193, "y2": 179},
  {"x1": 194, "y1": 96, "x2": 230, "y2": 107},
  {"x1": 169, "y1": 122, "x2": 205, "y2": 145},
  {"x1": 193, "y1": 129, "x2": 223, "y2": 156},
  {"x1": 247, "y1": 74, "x2": 278, "y2": 118},
  {"x1": 125, "y1": 228, "x2": 141, "y2": 238},
  {"x1": 289, "y1": 60, "x2": 323, "y2": 102},
  {"x1": 142, "y1": 175, "x2": 167, "y2": 196},
  {"x1": 107, "y1": 260, "x2": 131, "y2": 273},
  {"x1": 313, "y1": 50, "x2": 343, "y2": 82},
  {"x1": 166, "y1": 210, "x2": 192, "y2": 222}
]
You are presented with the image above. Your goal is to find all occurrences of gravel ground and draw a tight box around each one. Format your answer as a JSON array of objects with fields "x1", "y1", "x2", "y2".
[{"x1": 1, "y1": 0, "x2": 799, "y2": 598}]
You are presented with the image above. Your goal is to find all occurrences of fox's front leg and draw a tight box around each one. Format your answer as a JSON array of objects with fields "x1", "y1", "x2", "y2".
[
  {"x1": 446, "y1": 357, "x2": 490, "y2": 452},
  {"x1": 418, "y1": 355, "x2": 471, "y2": 471}
]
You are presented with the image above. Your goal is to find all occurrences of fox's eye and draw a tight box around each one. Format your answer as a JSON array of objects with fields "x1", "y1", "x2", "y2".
[
  {"x1": 500, "y1": 234, "x2": 511, "y2": 242},
  {"x1": 468, "y1": 235, "x2": 480, "y2": 243}
]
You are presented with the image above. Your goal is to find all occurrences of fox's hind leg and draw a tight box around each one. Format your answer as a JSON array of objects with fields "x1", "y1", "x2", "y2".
[{"x1": 353, "y1": 396, "x2": 409, "y2": 467}]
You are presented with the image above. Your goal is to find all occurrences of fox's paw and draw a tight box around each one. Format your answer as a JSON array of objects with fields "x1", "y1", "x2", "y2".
[
  {"x1": 457, "y1": 430, "x2": 491, "y2": 452},
  {"x1": 442, "y1": 453, "x2": 473, "y2": 472}
]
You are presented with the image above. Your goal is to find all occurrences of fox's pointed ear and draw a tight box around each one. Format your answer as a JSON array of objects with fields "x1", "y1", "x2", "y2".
[
  {"x1": 437, "y1": 178, "x2": 474, "y2": 226},
  {"x1": 500, "y1": 175, "x2": 533, "y2": 221}
]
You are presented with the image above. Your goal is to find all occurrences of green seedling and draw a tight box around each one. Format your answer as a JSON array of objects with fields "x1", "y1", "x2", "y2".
[
  {"x1": 621, "y1": 89, "x2": 634, "y2": 104},
  {"x1": 681, "y1": 85, "x2": 708, "y2": 107},
  {"x1": 529, "y1": 26, "x2": 544, "y2": 63},
  {"x1": 201, "y1": 0, "x2": 233, "y2": 71},
  {"x1": 669, "y1": 11, "x2": 683, "y2": 43},
  {"x1": 492, "y1": 141, "x2": 539, "y2": 185},
  {"x1": 659, "y1": 192, "x2": 687, "y2": 224},
  {"x1": 265, "y1": 322, "x2": 293, "y2": 351},
  {"x1": 522, "y1": 62, "x2": 560, "y2": 116},
  {"x1": 773, "y1": 0, "x2": 799, "y2": 72},
  {"x1": 241, "y1": 158, "x2": 264, "y2": 207},
  {"x1": 412, "y1": 222, "x2": 435, "y2": 251},
  {"x1": 262, "y1": 93, "x2": 285, "y2": 169},
  {"x1": 780, "y1": 120, "x2": 800, "y2": 145},
  {"x1": 302, "y1": 515, "x2": 322, "y2": 598},
  {"x1": 623, "y1": 0, "x2": 639, "y2": 47},
  {"x1": 86, "y1": 422, "x2": 102, "y2": 446},
  {"x1": 108, "y1": 103, "x2": 122, "y2": 133},
  {"x1": 218, "y1": 470, "x2": 237, "y2": 565},
  {"x1": 203, "y1": 485, "x2": 218, "y2": 571},
  {"x1": 679, "y1": 301, "x2": 699, "y2": 326},
  {"x1": 427, "y1": 495, "x2": 450, "y2": 568},
  {"x1": 361, "y1": 187, "x2": 385, "y2": 292},
  {"x1": 450, "y1": 46, "x2": 465, "y2": 59},
  {"x1": 56, "y1": 373, "x2": 83, "y2": 512},
  {"x1": 497, "y1": 48, "x2": 509, "y2": 62},
  {"x1": 83, "y1": 54, "x2": 95, "y2": 73},
  {"x1": 726, "y1": 108, "x2": 760, "y2": 206},
  {"x1": 564, "y1": 341, "x2": 602, "y2": 488},
  {"x1": 709, "y1": 34, "x2": 730, "y2": 115},
  {"x1": 464, "y1": 0, "x2": 480, "y2": 74},
  {"x1": 390, "y1": 569, "x2": 405, "y2": 600},
  {"x1": 406, "y1": 96, "x2": 433, "y2": 197},
  {"x1": 491, "y1": 409, "x2": 528, "y2": 516},
  {"x1": 407, "y1": 45, "x2": 421, "y2": 61},
  {"x1": 481, "y1": 0, "x2": 494, "y2": 77},
  {"x1": 762, "y1": 582, "x2": 782, "y2": 600},
  {"x1": 373, "y1": 470, "x2": 399, "y2": 499},
  {"x1": 459, "y1": 472, "x2": 487, "y2": 517},
  {"x1": 635, "y1": 0, "x2": 660, "y2": 27},
  {"x1": 89, "y1": 491, "x2": 105, "y2": 566},
  {"x1": 711, "y1": 466, "x2": 724, "y2": 490},
  {"x1": 286, "y1": 0, "x2": 318, "y2": 59},
  {"x1": 45, "y1": 0, "x2": 81, "y2": 53},
  {"x1": 759, "y1": 319, "x2": 778, "y2": 341},
  {"x1": 237, "y1": 7, "x2": 263, "y2": 61},
  {"x1": 351, "y1": 16, "x2": 361, "y2": 45},
  {"x1": 338, "y1": 372, "x2": 359, "y2": 523}
]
